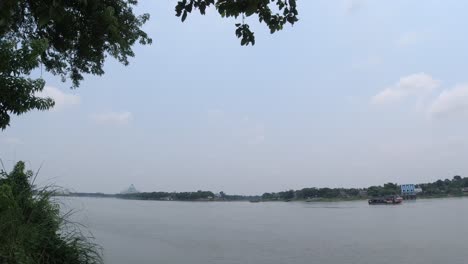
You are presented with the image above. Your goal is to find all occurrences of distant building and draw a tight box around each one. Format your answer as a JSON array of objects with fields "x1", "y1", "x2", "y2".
[
  {"x1": 415, "y1": 187, "x2": 423, "y2": 194},
  {"x1": 462, "y1": 187, "x2": 468, "y2": 193},
  {"x1": 121, "y1": 184, "x2": 139, "y2": 194},
  {"x1": 401, "y1": 184, "x2": 417, "y2": 199},
  {"x1": 401, "y1": 184, "x2": 415, "y2": 194}
]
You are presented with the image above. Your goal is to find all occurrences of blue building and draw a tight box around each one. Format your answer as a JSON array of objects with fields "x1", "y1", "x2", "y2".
[{"x1": 401, "y1": 184, "x2": 416, "y2": 199}]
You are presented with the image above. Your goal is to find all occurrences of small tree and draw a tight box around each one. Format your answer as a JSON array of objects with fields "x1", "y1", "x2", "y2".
[{"x1": 453, "y1": 175, "x2": 462, "y2": 181}]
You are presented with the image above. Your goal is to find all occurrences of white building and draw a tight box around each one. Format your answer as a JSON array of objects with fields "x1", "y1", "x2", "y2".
[{"x1": 401, "y1": 184, "x2": 415, "y2": 195}]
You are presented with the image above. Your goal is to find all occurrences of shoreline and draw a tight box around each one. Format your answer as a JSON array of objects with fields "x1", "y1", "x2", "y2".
[{"x1": 58, "y1": 194, "x2": 468, "y2": 203}]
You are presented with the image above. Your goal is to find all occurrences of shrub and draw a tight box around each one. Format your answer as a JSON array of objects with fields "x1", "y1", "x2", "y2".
[{"x1": 0, "y1": 161, "x2": 102, "y2": 264}]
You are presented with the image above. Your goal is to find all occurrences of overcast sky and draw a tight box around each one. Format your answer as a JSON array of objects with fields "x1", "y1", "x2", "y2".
[{"x1": 2, "y1": 0, "x2": 468, "y2": 194}]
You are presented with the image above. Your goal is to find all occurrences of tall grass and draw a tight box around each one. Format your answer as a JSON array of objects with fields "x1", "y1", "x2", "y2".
[{"x1": 0, "y1": 161, "x2": 102, "y2": 264}]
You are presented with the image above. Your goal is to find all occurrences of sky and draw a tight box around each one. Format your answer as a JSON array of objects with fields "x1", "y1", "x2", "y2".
[{"x1": 2, "y1": 0, "x2": 468, "y2": 195}]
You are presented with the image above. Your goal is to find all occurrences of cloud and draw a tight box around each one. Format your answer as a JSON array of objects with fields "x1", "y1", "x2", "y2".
[
  {"x1": 371, "y1": 73, "x2": 440, "y2": 105},
  {"x1": 91, "y1": 111, "x2": 133, "y2": 125},
  {"x1": 429, "y1": 84, "x2": 468, "y2": 118},
  {"x1": 395, "y1": 32, "x2": 425, "y2": 48},
  {"x1": 36, "y1": 86, "x2": 80, "y2": 110},
  {"x1": 373, "y1": 74, "x2": 468, "y2": 119},
  {"x1": 1, "y1": 137, "x2": 23, "y2": 145}
]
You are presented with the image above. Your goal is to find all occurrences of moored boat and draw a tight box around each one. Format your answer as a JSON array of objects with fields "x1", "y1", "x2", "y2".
[{"x1": 368, "y1": 195, "x2": 403, "y2": 205}]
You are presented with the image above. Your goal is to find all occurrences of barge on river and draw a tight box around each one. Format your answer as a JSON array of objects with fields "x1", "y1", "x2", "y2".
[{"x1": 368, "y1": 195, "x2": 403, "y2": 205}]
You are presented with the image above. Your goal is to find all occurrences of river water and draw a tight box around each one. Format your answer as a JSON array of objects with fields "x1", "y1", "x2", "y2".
[{"x1": 61, "y1": 197, "x2": 468, "y2": 264}]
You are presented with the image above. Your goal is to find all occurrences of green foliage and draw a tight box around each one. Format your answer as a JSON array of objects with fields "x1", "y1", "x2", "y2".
[
  {"x1": 281, "y1": 189, "x2": 295, "y2": 200},
  {"x1": 0, "y1": 0, "x2": 151, "y2": 129},
  {"x1": 1, "y1": 1, "x2": 299, "y2": 129},
  {"x1": 418, "y1": 176, "x2": 468, "y2": 196},
  {"x1": 260, "y1": 176, "x2": 468, "y2": 201},
  {"x1": 175, "y1": 0, "x2": 299, "y2": 46},
  {"x1": 0, "y1": 161, "x2": 101, "y2": 264},
  {"x1": 0, "y1": 39, "x2": 55, "y2": 129},
  {"x1": 264, "y1": 187, "x2": 366, "y2": 201},
  {"x1": 222, "y1": 193, "x2": 259, "y2": 201},
  {"x1": 367, "y1": 183, "x2": 399, "y2": 197}
]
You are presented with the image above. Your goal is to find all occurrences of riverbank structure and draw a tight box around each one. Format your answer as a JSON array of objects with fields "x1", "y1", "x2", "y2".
[{"x1": 401, "y1": 184, "x2": 416, "y2": 199}]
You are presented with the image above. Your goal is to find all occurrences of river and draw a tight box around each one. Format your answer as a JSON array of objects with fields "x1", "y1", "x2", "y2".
[{"x1": 61, "y1": 197, "x2": 468, "y2": 264}]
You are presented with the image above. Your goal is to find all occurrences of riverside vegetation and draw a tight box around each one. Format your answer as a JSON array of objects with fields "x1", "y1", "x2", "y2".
[
  {"x1": 2, "y1": 160, "x2": 466, "y2": 264},
  {"x1": 64, "y1": 176, "x2": 468, "y2": 202},
  {"x1": 1, "y1": 1, "x2": 299, "y2": 261},
  {"x1": 261, "y1": 177, "x2": 468, "y2": 201},
  {"x1": 0, "y1": 161, "x2": 101, "y2": 264}
]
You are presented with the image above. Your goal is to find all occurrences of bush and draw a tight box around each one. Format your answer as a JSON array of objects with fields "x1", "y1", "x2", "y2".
[{"x1": 0, "y1": 161, "x2": 102, "y2": 264}]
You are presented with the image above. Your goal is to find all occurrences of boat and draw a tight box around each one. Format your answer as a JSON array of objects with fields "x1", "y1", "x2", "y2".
[
  {"x1": 368, "y1": 195, "x2": 403, "y2": 205},
  {"x1": 249, "y1": 199, "x2": 261, "y2": 203}
]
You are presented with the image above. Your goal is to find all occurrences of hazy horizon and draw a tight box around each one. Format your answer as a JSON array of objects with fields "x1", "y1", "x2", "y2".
[{"x1": 2, "y1": 0, "x2": 468, "y2": 195}]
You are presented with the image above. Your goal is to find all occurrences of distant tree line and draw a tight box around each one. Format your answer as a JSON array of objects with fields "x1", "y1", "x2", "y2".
[
  {"x1": 117, "y1": 190, "x2": 216, "y2": 201},
  {"x1": 61, "y1": 176, "x2": 468, "y2": 202},
  {"x1": 63, "y1": 192, "x2": 115, "y2": 198},
  {"x1": 418, "y1": 175, "x2": 468, "y2": 197},
  {"x1": 366, "y1": 183, "x2": 400, "y2": 197},
  {"x1": 261, "y1": 187, "x2": 366, "y2": 201},
  {"x1": 261, "y1": 176, "x2": 468, "y2": 201},
  {"x1": 116, "y1": 190, "x2": 261, "y2": 201},
  {"x1": 219, "y1": 191, "x2": 261, "y2": 201}
]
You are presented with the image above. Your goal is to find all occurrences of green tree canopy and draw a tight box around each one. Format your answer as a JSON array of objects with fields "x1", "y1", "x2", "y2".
[
  {"x1": 0, "y1": 0, "x2": 151, "y2": 129},
  {"x1": 176, "y1": 0, "x2": 298, "y2": 46},
  {"x1": 0, "y1": 0, "x2": 298, "y2": 129}
]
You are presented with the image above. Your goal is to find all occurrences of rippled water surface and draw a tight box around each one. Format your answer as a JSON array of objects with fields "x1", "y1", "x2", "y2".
[{"x1": 62, "y1": 197, "x2": 468, "y2": 264}]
